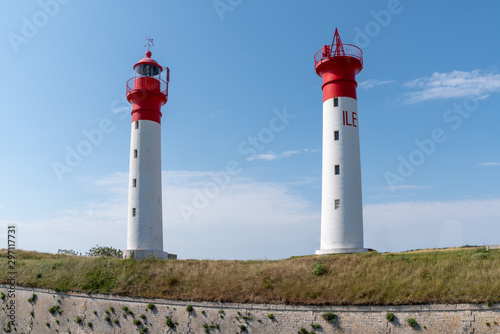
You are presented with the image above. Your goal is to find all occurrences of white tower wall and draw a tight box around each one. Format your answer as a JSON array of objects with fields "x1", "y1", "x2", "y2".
[
  {"x1": 317, "y1": 96, "x2": 366, "y2": 254},
  {"x1": 125, "y1": 119, "x2": 167, "y2": 259}
]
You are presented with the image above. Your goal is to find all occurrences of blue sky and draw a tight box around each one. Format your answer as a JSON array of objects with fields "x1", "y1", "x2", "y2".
[{"x1": 1, "y1": 0, "x2": 499, "y2": 259}]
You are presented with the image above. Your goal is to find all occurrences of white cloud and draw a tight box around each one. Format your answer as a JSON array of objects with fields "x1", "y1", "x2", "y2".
[
  {"x1": 364, "y1": 198, "x2": 500, "y2": 252},
  {"x1": 359, "y1": 79, "x2": 395, "y2": 90},
  {"x1": 247, "y1": 149, "x2": 316, "y2": 162},
  {"x1": 403, "y1": 70, "x2": 500, "y2": 104},
  {"x1": 479, "y1": 162, "x2": 500, "y2": 167},
  {"x1": 381, "y1": 184, "x2": 433, "y2": 191}
]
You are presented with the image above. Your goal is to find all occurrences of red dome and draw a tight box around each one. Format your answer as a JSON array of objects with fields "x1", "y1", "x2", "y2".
[{"x1": 133, "y1": 51, "x2": 163, "y2": 72}]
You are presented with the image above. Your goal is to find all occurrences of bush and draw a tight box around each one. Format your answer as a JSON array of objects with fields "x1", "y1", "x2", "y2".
[
  {"x1": 57, "y1": 249, "x2": 80, "y2": 256},
  {"x1": 133, "y1": 319, "x2": 141, "y2": 326},
  {"x1": 186, "y1": 305, "x2": 193, "y2": 312},
  {"x1": 140, "y1": 314, "x2": 146, "y2": 320},
  {"x1": 86, "y1": 245, "x2": 123, "y2": 259},
  {"x1": 311, "y1": 323, "x2": 321, "y2": 329},
  {"x1": 48, "y1": 305, "x2": 60, "y2": 314},
  {"x1": 298, "y1": 328, "x2": 308, "y2": 334},
  {"x1": 267, "y1": 313, "x2": 275, "y2": 320},
  {"x1": 312, "y1": 262, "x2": 327, "y2": 276},
  {"x1": 104, "y1": 315, "x2": 110, "y2": 321},
  {"x1": 147, "y1": 303, "x2": 155, "y2": 311},
  {"x1": 1, "y1": 292, "x2": 5, "y2": 300},
  {"x1": 407, "y1": 318, "x2": 417, "y2": 327},
  {"x1": 322, "y1": 312, "x2": 337, "y2": 323},
  {"x1": 386, "y1": 313, "x2": 395, "y2": 322},
  {"x1": 166, "y1": 316, "x2": 175, "y2": 328},
  {"x1": 75, "y1": 316, "x2": 82, "y2": 324}
]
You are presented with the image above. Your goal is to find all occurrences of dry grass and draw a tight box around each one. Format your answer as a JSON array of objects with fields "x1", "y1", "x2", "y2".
[{"x1": 1, "y1": 247, "x2": 499, "y2": 305}]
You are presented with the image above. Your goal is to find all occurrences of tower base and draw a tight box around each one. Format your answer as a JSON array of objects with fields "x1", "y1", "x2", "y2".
[
  {"x1": 123, "y1": 250, "x2": 177, "y2": 260},
  {"x1": 316, "y1": 248, "x2": 369, "y2": 255}
]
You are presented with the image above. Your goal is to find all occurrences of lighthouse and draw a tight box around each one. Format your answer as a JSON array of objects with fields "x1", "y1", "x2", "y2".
[
  {"x1": 315, "y1": 29, "x2": 368, "y2": 255},
  {"x1": 123, "y1": 44, "x2": 175, "y2": 260}
]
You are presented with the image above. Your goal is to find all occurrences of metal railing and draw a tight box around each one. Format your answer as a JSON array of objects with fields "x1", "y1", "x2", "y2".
[
  {"x1": 126, "y1": 77, "x2": 169, "y2": 97},
  {"x1": 314, "y1": 43, "x2": 363, "y2": 68}
]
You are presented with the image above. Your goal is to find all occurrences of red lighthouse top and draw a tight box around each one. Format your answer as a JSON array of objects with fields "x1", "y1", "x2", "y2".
[
  {"x1": 126, "y1": 50, "x2": 170, "y2": 124},
  {"x1": 314, "y1": 28, "x2": 363, "y2": 101}
]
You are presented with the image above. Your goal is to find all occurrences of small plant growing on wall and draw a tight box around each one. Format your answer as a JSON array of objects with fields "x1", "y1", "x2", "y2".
[
  {"x1": 267, "y1": 313, "x2": 275, "y2": 320},
  {"x1": 407, "y1": 318, "x2": 417, "y2": 327},
  {"x1": 311, "y1": 323, "x2": 321, "y2": 329},
  {"x1": 186, "y1": 305, "x2": 193, "y2": 312},
  {"x1": 75, "y1": 316, "x2": 82, "y2": 324},
  {"x1": 166, "y1": 316, "x2": 176, "y2": 328},
  {"x1": 322, "y1": 312, "x2": 337, "y2": 324},
  {"x1": 386, "y1": 313, "x2": 395, "y2": 322},
  {"x1": 147, "y1": 303, "x2": 155, "y2": 311}
]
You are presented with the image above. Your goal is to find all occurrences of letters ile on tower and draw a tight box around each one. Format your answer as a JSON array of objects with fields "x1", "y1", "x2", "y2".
[{"x1": 314, "y1": 29, "x2": 368, "y2": 254}]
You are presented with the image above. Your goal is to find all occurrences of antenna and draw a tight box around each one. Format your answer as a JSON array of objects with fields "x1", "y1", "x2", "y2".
[{"x1": 145, "y1": 35, "x2": 154, "y2": 51}]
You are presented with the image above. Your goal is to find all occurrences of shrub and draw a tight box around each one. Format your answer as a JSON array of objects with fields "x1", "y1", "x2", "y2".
[
  {"x1": 386, "y1": 313, "x2": 395, "y2": 322},
  {"x1": 298, "y1": 328, "x2": 308, "y2": 334},
  {"x1": 109, "y1": 306, "x2": 115, "y2": 312},
  {"x1": 55, "y1": 320, "x2": 59, "y2": 325},
  {"x1": 1, "y1": 292, "x2": 5, "y2": 300},
  {"x1": 267, "y1": 313, "x2": 275, "y2": 320},
  {"x1": 147, "y1": 303, "x2": 155, "y2": 311},
  {"x1": 104, "y1": 315, "x2": 110, "y2": 321},
  {"x1": 133, "y1": 319, "x2": 141, "y2": 326},
  {"x1": 407, "y1": 318, "x2": 417, "y2": 327},
  {"x1": 166, "y1": 316, "x2": 175, "y2": 328},
  {"x1": 186, "y1": 305, "x2": 193, "y2": 312},
  {"x1": 140, "y1": 327, "x2": 148, "y2": 334},
  {"x1": 36, "y1": 273, "x2": 42, "y2": 278},
  {"x1": 86, "y1": 244, "x2": 123, "y2": 259},
  {"x1": 140, "y1": 314, "x2": 146, "y2": 320},
  {"x1": 75, "y1": 316, "x2": 82, "y2": 324},
  {"x1": 312, "y1": 262, "x2": 327, "y2": 276},
  {"x1": 114, "y1": 319, "x2": 119, "y2": 324},
  {"x1": 46, "y1": 323, "x2": 50, "y2": 327},
  {"x1": 87, "y1": 322, "x2": 92, "y2": 328},
  {"x1": 201, "y1": 310, "x2": 206, "y2": 315},
  {"x1": 239, "y1": 324, "x2": 246, "y2": 332},
  {"x1": 311, "y1": 323, "x2": 321, "y2": 329},
  {"x1": 28, "y1": 293, "x2": 37, "y2": 303},
  {"x1": 322, "y1": 312, "x2": 337, "y2": 323},
  {"x1": 122, "y1": 306, "x2": 128, "y2": 311},
  {"x1": 487, "y1": 301, "x2": 495, "y2": 307},
  {"x1": 57, "y1": 249, "x2": 79, "y2": 256},
  {"x1": 48, "y1": 305, "x2": 60, "y2": 314}
]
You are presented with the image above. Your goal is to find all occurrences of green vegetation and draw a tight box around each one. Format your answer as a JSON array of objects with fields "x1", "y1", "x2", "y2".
[
  {"x1": 186, "y1": 304, "x2": 193, "y2": 312},
  {"x1": 267, "y1": 313, "x2": 275, "y2": 320},
  {"x1": 1, "y1": 247, "x2": 500, "y2": 305},
  {"x1": 75, "y1": 316, "x2": 82, "y2": 324},
  {"x1": 312, "y1": 262, "x2": 327, "y2": 276},
  {"x1": 407, "y1": 318, "x2": 417, "y2": 327},
  {"x1": 322, "y1": 312, "x2": 337, "y2": 323},
  {"x1": 48, "y1": 305, "x2": 60, "y2": 314},
  {"x1": 147, "y1": 303, "x2": 155, "y2": 310},
  {"x1": 386, "y1": 313, "x2": 395, "y2": 322},
  {"x1": 165, "y1": 316, "x2": 175, "y2": 328},
  {"x1": 311, "y1": 323, "x2": 321, "y2": 329}
]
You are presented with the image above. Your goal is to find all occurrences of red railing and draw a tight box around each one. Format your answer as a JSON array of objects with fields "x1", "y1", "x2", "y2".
[
  {"x1": 314, "y1": 43, "x2": 363, "y2": 68},
  {"x1": 126, "y1": 77, "x2": 169, "y2": 97}
]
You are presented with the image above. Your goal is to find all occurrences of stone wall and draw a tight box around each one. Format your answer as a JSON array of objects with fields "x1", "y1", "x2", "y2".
[{"x1": 0, "y1": 285, "x2": 499, "y2": 333}]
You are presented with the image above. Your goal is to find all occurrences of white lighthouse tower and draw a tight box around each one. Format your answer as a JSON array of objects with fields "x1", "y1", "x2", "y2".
[
  {"x1": 123, "y1": 42, "x2": 175, "y2": 260},
  {"x1": 315, "y1": 29, "x2": 368, "y2": 255}
]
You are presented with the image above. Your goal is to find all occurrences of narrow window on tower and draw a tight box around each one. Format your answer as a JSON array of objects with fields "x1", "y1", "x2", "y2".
[
  {"x1": 335, "y1": 199, "x2": 340, "y2": 209},
  {"x1": 334, "y1": 98, "x2": 339, "y2": 107},
  {"x1": 135, "y1": 121, "x2": 139, "y2": 129},
  {"x1": 133, "y1": 179, "x2": 137, "y2": 188},
  {"x1": 334, "y1": 130, "x2": 339, "y2": 141},
  {"x1": 134, "y1": 149, "x2": 138, "y2": 158},
  {"x1": 335, "y1": 165, "x2": 340, "y2": 175},
  {"x1": 132, "y1": 208, "x2": 136, "y2": 217}
]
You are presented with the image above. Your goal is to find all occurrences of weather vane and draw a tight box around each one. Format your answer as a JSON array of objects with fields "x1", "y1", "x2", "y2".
[{"x1": 145, "y1": 35, "x2": 154, "y2": 51}]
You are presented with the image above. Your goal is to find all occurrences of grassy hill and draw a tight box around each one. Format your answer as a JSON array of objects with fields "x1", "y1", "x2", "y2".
[{"x1": 1, "y1": 247, "x2": 499, "y2": 306}]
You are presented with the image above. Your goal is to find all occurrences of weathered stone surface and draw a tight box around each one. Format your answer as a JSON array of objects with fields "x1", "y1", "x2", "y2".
[{"x1": 0, "y1": 285, "x2": 499, "y2": 334}]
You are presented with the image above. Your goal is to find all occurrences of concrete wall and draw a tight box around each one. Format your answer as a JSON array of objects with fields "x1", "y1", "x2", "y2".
[{"x1": 1, "y1": 285, "x2": 499, "y2": 334}]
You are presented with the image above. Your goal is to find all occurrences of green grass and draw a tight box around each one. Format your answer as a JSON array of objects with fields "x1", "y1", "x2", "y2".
[{"x1": 1, "y1": 247, "x2": 500, "y2": 305}]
